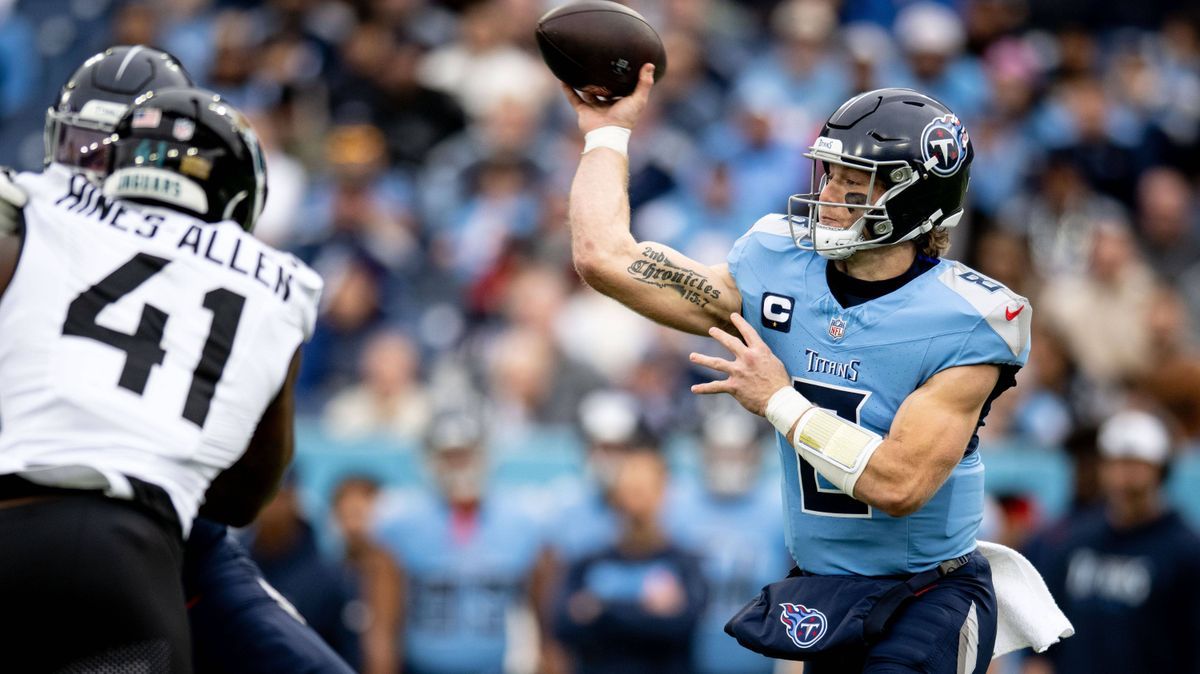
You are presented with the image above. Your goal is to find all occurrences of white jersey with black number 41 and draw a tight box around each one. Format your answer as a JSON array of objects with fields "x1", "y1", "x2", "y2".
[{"x1": 0, "y1": 165, "x2": 322, "y2": 536}]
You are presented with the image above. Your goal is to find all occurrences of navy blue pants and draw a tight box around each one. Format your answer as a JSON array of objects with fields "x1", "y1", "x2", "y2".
[
  {"x1": 806, "y1": 552, "x2": 997, "y2": 674},
  {"x1": 184, "y1": 519, "x2": 355, "y2": 674}
]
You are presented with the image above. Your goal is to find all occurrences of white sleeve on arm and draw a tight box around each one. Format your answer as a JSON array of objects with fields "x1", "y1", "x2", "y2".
[{"x1": 765, "y1": 386, "x2": 883, "y2": 498}]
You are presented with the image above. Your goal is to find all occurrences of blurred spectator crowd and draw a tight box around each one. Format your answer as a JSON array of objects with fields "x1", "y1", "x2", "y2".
[
  {"x1": 3, "y1": 0, "x2": 1200, "y2": 672},
  {"x1": 3, "y1": 0, "x2": 1199, "y2": 447}
]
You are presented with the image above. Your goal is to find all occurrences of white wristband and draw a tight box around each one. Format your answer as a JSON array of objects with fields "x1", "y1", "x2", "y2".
[
  {"x1": 765, "y1": 386, "x2": 812, "y2": 438},
  {"x1": 583, "y1": 126, "x2": 631, "y2": 157}
]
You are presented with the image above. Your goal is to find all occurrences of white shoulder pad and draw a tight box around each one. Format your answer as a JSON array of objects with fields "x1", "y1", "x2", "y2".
[
  {"x1": 747, "y1": 213, "x2": 793, "y2": 237},
  {"x1": 282, "y1": 254, "x2": 324, "y2": 340},
  {"x1": 0, "y1": 168, "x2": 28, "y2": 236},
  {"x1": 938, "y1": 261, "x2": 1031, "y2": 358}
]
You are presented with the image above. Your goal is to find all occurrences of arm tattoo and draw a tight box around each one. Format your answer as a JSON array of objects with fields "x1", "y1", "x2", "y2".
[{"x1": 626, "y1": 247, "x2": 722, "y2": 307}]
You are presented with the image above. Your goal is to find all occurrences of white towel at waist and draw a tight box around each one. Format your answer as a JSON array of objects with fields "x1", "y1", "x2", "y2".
[{"x1": 978, "y1": 540, "x2": 1074, "y2": 657}]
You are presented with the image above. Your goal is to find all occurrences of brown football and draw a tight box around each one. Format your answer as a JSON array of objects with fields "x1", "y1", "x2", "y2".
[{"x1": 535, "y1": 0, "x2": 667, "y2": 99}]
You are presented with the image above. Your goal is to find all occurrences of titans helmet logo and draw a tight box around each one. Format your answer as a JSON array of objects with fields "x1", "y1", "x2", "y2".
[
  {"x1": 779, "y1": 602, "x2": 828, "y2": 648},
  {"x1": 920, "y1": 114, "x2": 969, "y2": 177}
]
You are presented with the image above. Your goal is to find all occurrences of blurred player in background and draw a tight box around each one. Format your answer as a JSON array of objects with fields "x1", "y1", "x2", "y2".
[
  {"x1": 563, "y1": 66, "x2": 1041, "y2": 672},
  {"x1": 554, "y1": 445, "x2": 708, "y2": 674},
  {"x1": 538, "y1": 389, "x2": 660, "y2": 673},
  {"x1": 1025, "y1": 409, "x2": 1200, "y2": 674},
  {"x1": 374, "y1": 410, "x2": 556, "y2": 674},
  {"x1": 0, "y1": 46, "x2": 351, "y2": 673},
  {"x1": 549, "y1": 388, "x2": 646, "y2": 563},
  {"x1": 663, "y1": 408, "x2": 788, "y2": 674},
  {"x1": 0, "y1": 79, "x2": 320, "y2": 670}
]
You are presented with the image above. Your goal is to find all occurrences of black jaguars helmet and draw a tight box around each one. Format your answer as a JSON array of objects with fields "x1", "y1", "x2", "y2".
[
  {"x1": 788, "y1": 88, "x2": 973, "y2": 260},
  {"x1": 102, "y1": 87, "x2": 268, "y2": 232},
  {"x1": 45, "y1": 45, "x2": 193, "y2": 174}
]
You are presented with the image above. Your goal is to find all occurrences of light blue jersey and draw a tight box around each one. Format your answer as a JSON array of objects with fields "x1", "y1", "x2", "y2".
[
  {"x1": 374, "y1": 490, "x2": 545, "y2": 674},
  {"x1": 727, "y1": 215, "x2": 1031, "y2": 576},
  {"x1": 663, "y1": 476, "x2": 789, "y2": 674}
]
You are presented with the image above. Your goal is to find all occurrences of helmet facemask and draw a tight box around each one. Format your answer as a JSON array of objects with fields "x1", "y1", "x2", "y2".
[
  {"x1": 430, "y1": 445, "x2": 487, "y2": 504},
  {"x1": 44, "y1": 100, "x2": 130, "y2": 179},
  {"x1": 44, "y1": 46, "x2": 195, "y2": 181},
  {"x1": 788, "y1": 139, "x2": 924, "y2": 260}
]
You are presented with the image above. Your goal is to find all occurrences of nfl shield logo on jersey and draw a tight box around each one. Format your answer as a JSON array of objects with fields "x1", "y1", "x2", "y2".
[
  {"x1": 779, "y1": 603, "x2": 827, "y2": 648},
  {"x1": 828, "y1": 316, "x2": 847, "y2": 340}
]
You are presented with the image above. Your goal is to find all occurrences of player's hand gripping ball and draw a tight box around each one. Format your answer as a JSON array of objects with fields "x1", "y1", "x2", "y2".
[{"x1": 535, "y1": 0, "x2": 667, "y2": 99}]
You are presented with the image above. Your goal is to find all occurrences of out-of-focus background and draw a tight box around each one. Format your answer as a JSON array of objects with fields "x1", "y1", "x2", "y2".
[{"x1": 2, "y1": 0, "x2": 1199, "y2": 672}]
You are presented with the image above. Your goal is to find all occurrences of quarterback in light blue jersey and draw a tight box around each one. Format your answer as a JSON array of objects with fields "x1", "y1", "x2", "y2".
[
  {"x1": 562, "y1": 65, "x2": 1037, "y2": 673},
  {"x1": 721, "y1": 208, "x2": 1027, "y2": 575}
]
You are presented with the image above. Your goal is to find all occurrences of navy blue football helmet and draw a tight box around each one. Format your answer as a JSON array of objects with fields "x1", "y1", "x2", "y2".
[
  {"x1": 45, "y1": 45, "x2": 193, "y2": 174},
  {"x1": 789, "y1": 88, "x2": 973, "y2": 260}
]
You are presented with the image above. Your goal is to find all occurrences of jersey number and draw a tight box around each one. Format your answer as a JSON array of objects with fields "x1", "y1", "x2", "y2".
[
  {"x1": 793, "y1": 379, "x2": 871, "y2": 517},
  {"x1": 62, "y1": 253, "x2": 246, "y2": 428}
]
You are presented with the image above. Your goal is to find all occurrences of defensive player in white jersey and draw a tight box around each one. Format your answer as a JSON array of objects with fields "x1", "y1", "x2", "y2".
[
  {"x1": 0, "y1": 45, "x2": 352, "y2": 674},
  {"x1": 0, "y1": 86, "x2": 321, "y2": 672},
  {"x1": 561, "y1": 67, "x2": 1049, "y2": 672}
]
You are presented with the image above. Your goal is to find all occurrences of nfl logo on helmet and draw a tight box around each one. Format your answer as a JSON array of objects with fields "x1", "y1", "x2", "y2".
[{"x1": 828, "y1": 316, "x2": 847, "y2": 340}]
